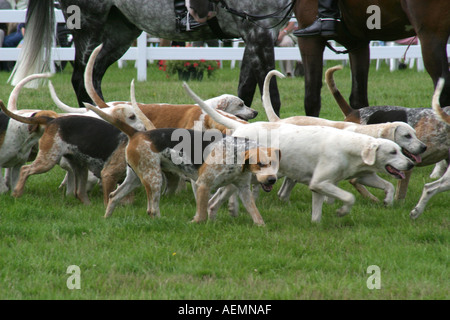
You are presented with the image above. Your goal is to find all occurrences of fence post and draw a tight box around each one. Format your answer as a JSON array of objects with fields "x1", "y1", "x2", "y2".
[{"x1": 136, "y1": 32, "x2": 147, "y2": 81}]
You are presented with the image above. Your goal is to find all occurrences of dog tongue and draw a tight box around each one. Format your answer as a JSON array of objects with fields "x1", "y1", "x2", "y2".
[
  {"x1": 412, "y1": 154, "x2": 422, "y2": 164},
  {"x1": 386, "y1": 165, "x2": 406, "y2": 179},
  {"x1": 261, "y1": 184, "x2": 273, "y2": 192}
]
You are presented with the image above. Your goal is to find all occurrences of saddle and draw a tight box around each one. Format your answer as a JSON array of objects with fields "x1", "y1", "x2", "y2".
[{"x1": 175, "y1": 0, "x2": 211, "y2": 32}]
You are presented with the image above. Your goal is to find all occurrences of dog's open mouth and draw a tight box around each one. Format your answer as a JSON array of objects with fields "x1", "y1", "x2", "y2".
[
  {"x1": 402, "y1": 148, "x2": 422, "y2": 164},
  {"x1": 385, "y1": 165, "x2": 406, "y2": 179},
  {"x1": 260, "y1": 183, "x2": 274, "y2": 192}
]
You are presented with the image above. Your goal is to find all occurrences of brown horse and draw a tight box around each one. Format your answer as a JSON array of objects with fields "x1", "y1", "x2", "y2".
[{"x1": 294, "y1": 0, "x2": 450, "y2": 116}]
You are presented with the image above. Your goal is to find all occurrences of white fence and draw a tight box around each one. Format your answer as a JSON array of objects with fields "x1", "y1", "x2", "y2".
[{"x1": 1, "y1": 9, "x2": 449, "y2": 81}]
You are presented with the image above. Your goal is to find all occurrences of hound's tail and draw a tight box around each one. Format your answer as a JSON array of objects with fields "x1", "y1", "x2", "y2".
[
  {"x1": 432, "y1": 78, "x2": 450, "y2": 125},
  {"x1": 8, "y1": 0, "x2": 55, "y2": 88},
  {"x1": 182, "y1": 83, "x2": 242, "y2": 130},
  {"x1": 84, "y1": 80, "x2": 156, "y2": 137},
  {"x1": 325, "y1": 65, "x2": 355, "y2": 117},
  {"x1": 49, "y1": 81, "x2": 87, "y2": 113},
  {"x1": 84, "y1": 103, "x2": 138, "y2": 138},
  {"x1": 0, "y1": 100, "x2": 53, "y2": 126},
  {"x1": 85, "y1": 44, "x2": 110, "y2": 109},
  {"x1": 8, "y1": 73, "x2": 52, "y2": 111},
  {"x1": 262, "y1": 70, "x2": 284, "y2": 122}
]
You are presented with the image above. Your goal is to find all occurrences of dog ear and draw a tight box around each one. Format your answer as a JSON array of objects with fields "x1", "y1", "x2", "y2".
[
  {"x1": 361, "y1": 142, "x2": 380, "y2": 166},
  {"x1": 216, "y1": 97, "x2": 228, "y2": 111}
]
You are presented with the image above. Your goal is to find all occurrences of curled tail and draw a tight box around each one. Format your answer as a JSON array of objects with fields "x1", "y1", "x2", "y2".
[
  {"x1": 325, "y1": 65, "x2": 355, "y2": 117},
  {"x1": 8, "y1": 73, "x2": 52, "y2": 111},
  {"x1": 9, "y1": 0, "x2": 55, "y2": 88},
  {"x1": 85, "y1": 44, "x2": 110, "y2": 109},
  {"x1": 262, "y1": 70, "x2": 284, "y2": 122},
  {"x1": 432, "y1": 78, "x2": 450, "y2": 124},
  {"x1": 182, "y1": 82, "x2": 242, "y2": 130}
]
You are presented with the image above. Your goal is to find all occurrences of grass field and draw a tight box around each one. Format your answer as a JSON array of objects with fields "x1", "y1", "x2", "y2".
[{"x1": 0, "y1": 60, "x2": 448, "y2": 300}]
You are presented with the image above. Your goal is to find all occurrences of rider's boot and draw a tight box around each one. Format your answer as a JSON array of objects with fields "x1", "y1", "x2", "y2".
[{"x1": 293, "y1": 0, "x2": 340, "y2": 38}]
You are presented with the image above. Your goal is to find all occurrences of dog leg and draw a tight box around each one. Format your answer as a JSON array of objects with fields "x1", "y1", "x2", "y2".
[
  {"x1": 410, "y1": 166, "x2": 450, "y2": 219},
  {"x1": 193, "y1": 182, "x2": 210, "y2": 223},
  {"x1": 278, "y1": 177, "x2": 296, "y2": 202},
  {"x1": 395, "y1": 169, "x2": 413, "y2": 200},
  {"x1": 59, "y1": 157, "x2": 75, "y2": 196},
  {"x1": 141, "y1": 168, "x2": 163, "y2": 218},
  {"x1": 72, "y1": 165, "x2": 90, "y2": 205},
  {"x1": 430, "y1": 159, "x2": 448, "y2": 179},
  {"x1": 0, "y1": 168, "x2": 8, "y2": 194},
  {"x1": 208, "y1": 185, "x2": 239, "y2": 220},
  {"x1": 311, "y1": 191, "x2": 325, "y2": 222},
  {"x1": 349, "y1": 179, "x2": 380, "y2": 203},
  {"x1": 310, "y1": 181, "x2": 355, "y2": 218},
  {"x1": 13, "y1": 151, "x2": 61, "y2": 198},
  {"x1": 105, "y1": 167, "x2": 141, "y2": 218},
  {"x1": 237, "y1": 185, "x2": 265, "y2": 226},
  {"x1": 353, "y1": 174, "x2": 395, "y2": 206}
]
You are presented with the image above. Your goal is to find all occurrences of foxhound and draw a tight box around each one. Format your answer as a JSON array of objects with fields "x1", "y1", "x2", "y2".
[
  {"x1": 85, "y1": 103, "x2": 280, "y2": 225},
  {"x1": 326, "y1": 65, "x2": 450, "y2": 200},
  {"x1": 262, "y1": 70, "x2": 427, "y2": 203},
  {"x1": 411, "y1": 79, "x2": 450, "y2": 218},
  {"x1": 0, "y1": 73, "x2": 59, "y2": 194},
  {"x1": 183, "y1": 83, "x2": 415, "y2": 222},
  {"x1": 0, "y1": 94, "x2": 148, "y2": 205}
]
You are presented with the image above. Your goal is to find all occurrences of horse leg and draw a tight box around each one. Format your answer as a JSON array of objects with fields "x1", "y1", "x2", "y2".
[
  {"x1": 69, "y1": 6, "x2": 141, "y2": 107},
  {"x1": 417, "y1": 35, "x2": 450, "y2": 107},
  {"x1": 348, "y1": 43, "x2": 370, "y2": 109},
  {"x1": 297, "y1": 38, "x2": 325, "y2": 117},
  {"x1": 239, "y1": 29, "x2": 281, "y2": 115}
]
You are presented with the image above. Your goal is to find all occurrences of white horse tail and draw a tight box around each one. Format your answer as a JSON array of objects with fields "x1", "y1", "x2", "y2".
[
  {"x1": 182, "y1": 82, "x2": 242, "y2": 130},
  {"x1": 8, "y1": 0, "x2": 55, "y2": 88},
  {"x1": 262, "y1": 70, "x2": 284, "y2": 122}
]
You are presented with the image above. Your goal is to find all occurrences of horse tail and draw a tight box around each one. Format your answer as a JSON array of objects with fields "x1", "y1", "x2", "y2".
[
  {"x1": 8, "y1": 73, "x2": 52, "y2": 111},
  {"x1": 84, "y1": 103, "x2": 138, "y2": 138},
  {"x1": 262, "y1": 70, "x2": 284, "y2": 122},
  {"x1": 8, "y1": 0, "x2": 55, "y2": 88},
  {"x1": 325, "y1": 65, "x2": 355, "y2": 117},
  {"x1": 0, "y1": 100, "x2": 52, "y2": 126},
  {"x1": 182, "y1": 83, "x2": 242, "y2": 131},
  {"x1": 432, "y1": 78, "x2": 450, "y2": 125}
]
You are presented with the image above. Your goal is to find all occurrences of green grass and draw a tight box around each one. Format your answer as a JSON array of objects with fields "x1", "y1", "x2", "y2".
[{"x1": 0, "y1": 60, "x2": 448, "y2": 300}]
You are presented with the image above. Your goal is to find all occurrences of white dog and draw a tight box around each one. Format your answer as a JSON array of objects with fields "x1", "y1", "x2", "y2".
[{"x1": 183, "y1": 83, "x2": 415, "y2": 222}]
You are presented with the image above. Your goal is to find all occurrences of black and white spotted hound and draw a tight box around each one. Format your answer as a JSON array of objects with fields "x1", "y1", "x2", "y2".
[
  {"x1": 326, "y1": 65, "x2": 450, "y2": 200},
  {"x1": 85, "y1": 103, "x2": 281, "y2": 225}
]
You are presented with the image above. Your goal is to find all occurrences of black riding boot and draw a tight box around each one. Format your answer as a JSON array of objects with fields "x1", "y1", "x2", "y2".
[
  {"x1": 175, "y1": 0, "x2": 206, "y2": 32},
  {"x1": 294, "y1": 0, "x2": 340, "y2": 38}
]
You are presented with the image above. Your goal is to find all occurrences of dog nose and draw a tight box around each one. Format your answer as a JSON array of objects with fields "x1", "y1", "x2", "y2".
[
  {"x1": 253, "y1": 110, "x2": 258, "y2": 117},
  {"x1": 267, "y1": 176, "x2": 277, "y2": 185},
  {"x1": 420, "y1": 144, "x2": 427, "y2": 153}
]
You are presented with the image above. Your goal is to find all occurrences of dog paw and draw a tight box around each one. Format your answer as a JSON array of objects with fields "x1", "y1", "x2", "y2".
[
  {"x1": 336, "y1": 206, "x2": 351, "y2": 217},
  {"x1": 409, "y1": 208, "x2": 422, "y2": 220}
]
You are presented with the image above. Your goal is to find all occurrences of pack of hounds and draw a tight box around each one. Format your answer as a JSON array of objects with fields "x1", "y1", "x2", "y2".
[{"x1": 1, "y1": 44, "x2": 449, "y2": 224}]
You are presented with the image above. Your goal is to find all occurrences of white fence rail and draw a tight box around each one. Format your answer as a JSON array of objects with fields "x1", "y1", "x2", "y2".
[{"x1": 1, "y1": 9, "x2": 449, "y2": 81}]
